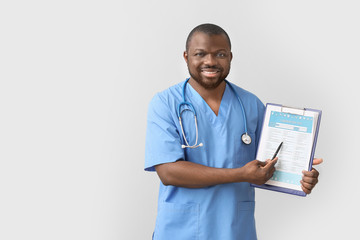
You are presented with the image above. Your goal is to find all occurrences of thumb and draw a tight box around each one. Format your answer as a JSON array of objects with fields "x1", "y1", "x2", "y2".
[{"x1": 312, "y1": 158, "x2": 323, "y2": 165}]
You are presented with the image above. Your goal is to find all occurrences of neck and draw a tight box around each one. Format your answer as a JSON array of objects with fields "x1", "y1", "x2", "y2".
[
  {"x1": 188, "y1": 78, "x2": 226, "y2": 116},
  {"x1": 188, "y1": 78, "x2": 226, "y2": 101}
]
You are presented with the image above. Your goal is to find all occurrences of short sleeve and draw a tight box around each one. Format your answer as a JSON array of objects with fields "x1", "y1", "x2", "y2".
[{"x1": 144, "y1": 94, "x2": 185, "y2": 172}]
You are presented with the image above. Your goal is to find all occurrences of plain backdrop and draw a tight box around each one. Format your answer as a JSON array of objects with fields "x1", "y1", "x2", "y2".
[{"x1": 1, "y1": 0, "x2": 359, "y2": 239}]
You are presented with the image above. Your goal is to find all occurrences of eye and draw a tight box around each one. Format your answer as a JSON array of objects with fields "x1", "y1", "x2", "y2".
[
  {"x1": 216, "y1": 52, "x2": 227, "y2": 58},
  {"x1": 194, "y1": 52, "x2": 205, "y2": 57}
]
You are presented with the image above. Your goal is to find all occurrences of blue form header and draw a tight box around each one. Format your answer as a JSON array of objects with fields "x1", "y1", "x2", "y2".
[{"x1": 269, "y1": 111, "x2": 313, "y2": 133}]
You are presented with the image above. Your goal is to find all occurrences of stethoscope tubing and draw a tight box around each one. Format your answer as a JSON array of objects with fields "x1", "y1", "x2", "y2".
[{"x1": 178, "y1": 78, "x2": 249, "y2": 148}]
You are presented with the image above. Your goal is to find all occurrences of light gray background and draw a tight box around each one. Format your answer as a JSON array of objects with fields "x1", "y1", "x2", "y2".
[{"x1": 1, "y1": 0, "x2": 359, "y2": 239}]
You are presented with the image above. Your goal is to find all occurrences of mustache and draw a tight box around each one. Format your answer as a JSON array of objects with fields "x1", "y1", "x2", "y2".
[{"x1": 201, "y1": 66, "x2": 222, "y2": 71}]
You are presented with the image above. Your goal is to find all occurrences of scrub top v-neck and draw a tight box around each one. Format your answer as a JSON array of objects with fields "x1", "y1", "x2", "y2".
[
  {"x1": 186, "y1": 81, "x2": 232, "y2": 126},
  {"x1": 145, "y1": 79, "x2": 265, "y2": 240}
]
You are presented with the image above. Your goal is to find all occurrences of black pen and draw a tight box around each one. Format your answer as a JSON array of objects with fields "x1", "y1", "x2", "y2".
[{"x1": 272, "y1": 141, "x2": 283, "y2": 160}]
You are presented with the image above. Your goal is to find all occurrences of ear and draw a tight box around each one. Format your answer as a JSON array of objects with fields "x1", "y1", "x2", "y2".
[
  {"x1": 183, "y1": 51, "x2": 188, "y2": 64},
  {"x1": 230, "y1": 51, "x2": 233, "y2": 61}
]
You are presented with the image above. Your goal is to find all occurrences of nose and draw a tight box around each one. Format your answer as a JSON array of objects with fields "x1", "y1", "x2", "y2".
[{"x1": 204, "y1": 53, "x2": 217, "y2": 66}]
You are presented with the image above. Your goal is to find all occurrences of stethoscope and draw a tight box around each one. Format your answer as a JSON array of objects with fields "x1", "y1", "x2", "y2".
[{"x1": 177, "y1": 78, "x2": 251, "y2": 149}]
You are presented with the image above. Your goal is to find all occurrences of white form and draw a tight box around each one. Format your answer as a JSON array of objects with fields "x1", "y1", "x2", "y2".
[{"x1": 256, "y1": 105, "x2": 319, "y2": 191}]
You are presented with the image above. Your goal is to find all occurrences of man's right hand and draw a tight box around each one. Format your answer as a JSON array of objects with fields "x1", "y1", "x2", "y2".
[{"x1": 241, "y1": 158, "x2": 277, "y2": 185}]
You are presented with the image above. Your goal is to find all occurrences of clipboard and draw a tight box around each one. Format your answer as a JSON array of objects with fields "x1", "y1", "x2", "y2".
[{"x1": 251, "y1": 103, "x2": 322, "y2": 197}]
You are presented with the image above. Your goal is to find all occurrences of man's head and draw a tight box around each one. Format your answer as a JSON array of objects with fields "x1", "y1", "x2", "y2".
[
  {"x1": 185, "y1": 24, "x2": 232, "y2": 52},
  {"x1": 184, "y1": 24, "x2": 233, "y2": 90}
]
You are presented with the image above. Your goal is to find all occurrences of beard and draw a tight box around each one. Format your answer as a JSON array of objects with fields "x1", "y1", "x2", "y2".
[{"x1": 188, "y1": 66, "x2": 229, "y2": 90}]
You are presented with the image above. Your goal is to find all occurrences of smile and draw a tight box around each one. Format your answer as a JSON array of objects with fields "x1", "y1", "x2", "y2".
[
  {"x1": 201, "y1": 69, "x2": 220, "y2": 77},
  {"x1": 203, "y1": 70, "x2": 219, "y2": 74}
]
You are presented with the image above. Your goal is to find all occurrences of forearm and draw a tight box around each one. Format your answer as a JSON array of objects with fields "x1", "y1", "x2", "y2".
[{"x1": 155, "y1": 160, "x2": 246, "y2": 188}]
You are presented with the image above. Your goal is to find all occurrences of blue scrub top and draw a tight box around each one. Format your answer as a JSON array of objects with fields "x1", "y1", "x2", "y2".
[{"x1": 145, "y1": 80, "x2": 265, "y2": 240}]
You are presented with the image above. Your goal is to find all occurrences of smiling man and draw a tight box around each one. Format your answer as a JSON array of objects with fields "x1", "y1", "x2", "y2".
[{"x1": 145, "y1": 23, "x2": 321, "y2": 240}]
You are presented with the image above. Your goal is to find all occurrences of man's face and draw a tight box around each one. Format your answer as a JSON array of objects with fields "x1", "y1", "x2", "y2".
[{"x1": 184, "y1": 32, "x2": 232, "y2": 90}]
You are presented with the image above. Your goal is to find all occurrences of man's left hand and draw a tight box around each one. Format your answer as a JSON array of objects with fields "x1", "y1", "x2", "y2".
[{"x1": 300, "y1": 158, "x2": 323, "y2": 194}]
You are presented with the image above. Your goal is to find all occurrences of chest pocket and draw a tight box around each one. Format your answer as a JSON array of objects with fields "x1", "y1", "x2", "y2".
[{"x1": 233, "y1": 132, "x2": 256, "y2": 167}]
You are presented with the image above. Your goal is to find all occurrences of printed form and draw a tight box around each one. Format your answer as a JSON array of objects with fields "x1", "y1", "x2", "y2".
[{"x1": 256, "y1": 105, "x2": 320, "y2": 191}]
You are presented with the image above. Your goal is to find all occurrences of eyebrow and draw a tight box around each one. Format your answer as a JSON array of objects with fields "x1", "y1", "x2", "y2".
[{"x1": 193, "y1": 48, "x2": 228, "y2": 52}]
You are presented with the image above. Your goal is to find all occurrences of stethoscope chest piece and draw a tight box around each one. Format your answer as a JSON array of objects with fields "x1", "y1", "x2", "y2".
[
  {"x1": 241, "y1": 133, "x2": 252, "y2": 145},
  {"x1": 179, "y1": 78, "x2": 251, "y2": 148}
]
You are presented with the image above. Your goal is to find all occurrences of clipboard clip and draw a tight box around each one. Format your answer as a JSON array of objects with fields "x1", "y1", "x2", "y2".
[{"x1": 281, "y1": 105, "x2": 306, "y2": 116}]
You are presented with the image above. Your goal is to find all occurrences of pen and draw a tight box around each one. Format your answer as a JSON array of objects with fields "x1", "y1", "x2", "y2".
[{"x1": 272, "y1": 141, "x2": 283, "y2": 160}]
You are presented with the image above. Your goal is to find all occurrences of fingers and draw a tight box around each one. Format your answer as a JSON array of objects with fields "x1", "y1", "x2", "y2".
[
  {"x1": 312, "y1": 158, "x2": 323, "y2": 165},
  {"x1": 263, "y1": 158, "x2": 277, "y2": 171},
  {"x1": 301, "y1": 168, "x2": 319, "y2": 194},
  {"x1": 257, "y1": 160, "x2": 267, "y2": 167},
  {"x1": 302, "y1": 168, "x2": 319, "y2": 178},
  {"x1": 300, "y1": 177, "x2": 318, "y2": 194},
  {"x1": 301, "y1": 184, "x2": 312, "y2": 194},
  {"x1": 265, "y1": 157, "x2": 277, "y2": 163},
  {"x1": 301, "y1": 175, "x2": 318, "y2": 185},
  {"x1": 260, "y1": 158, "x2": 277, "y2": 180}
]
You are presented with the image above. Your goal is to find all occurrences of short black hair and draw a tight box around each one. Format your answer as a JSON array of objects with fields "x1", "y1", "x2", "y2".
[{"x1": 185, "y1": 23, "x2": 231, "y2": 52}]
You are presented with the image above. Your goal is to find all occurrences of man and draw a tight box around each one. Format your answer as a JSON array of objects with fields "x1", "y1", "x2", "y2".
[{"x1": 145, "y1": 23, "x2": 321, "y2": 240}]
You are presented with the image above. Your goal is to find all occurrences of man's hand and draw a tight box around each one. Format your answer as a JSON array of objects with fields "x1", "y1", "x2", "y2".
[
  {"x1": 301, "y1": 158, "x2": 323, "y2": 194},
  {"x1": 242, "y1": 158, "x2": 278, "y2": 185}
]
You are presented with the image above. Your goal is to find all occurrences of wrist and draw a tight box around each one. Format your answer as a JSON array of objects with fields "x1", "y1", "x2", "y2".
[{"x1": 230, "y1": 167, "x2": 247, "y2": 183}]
